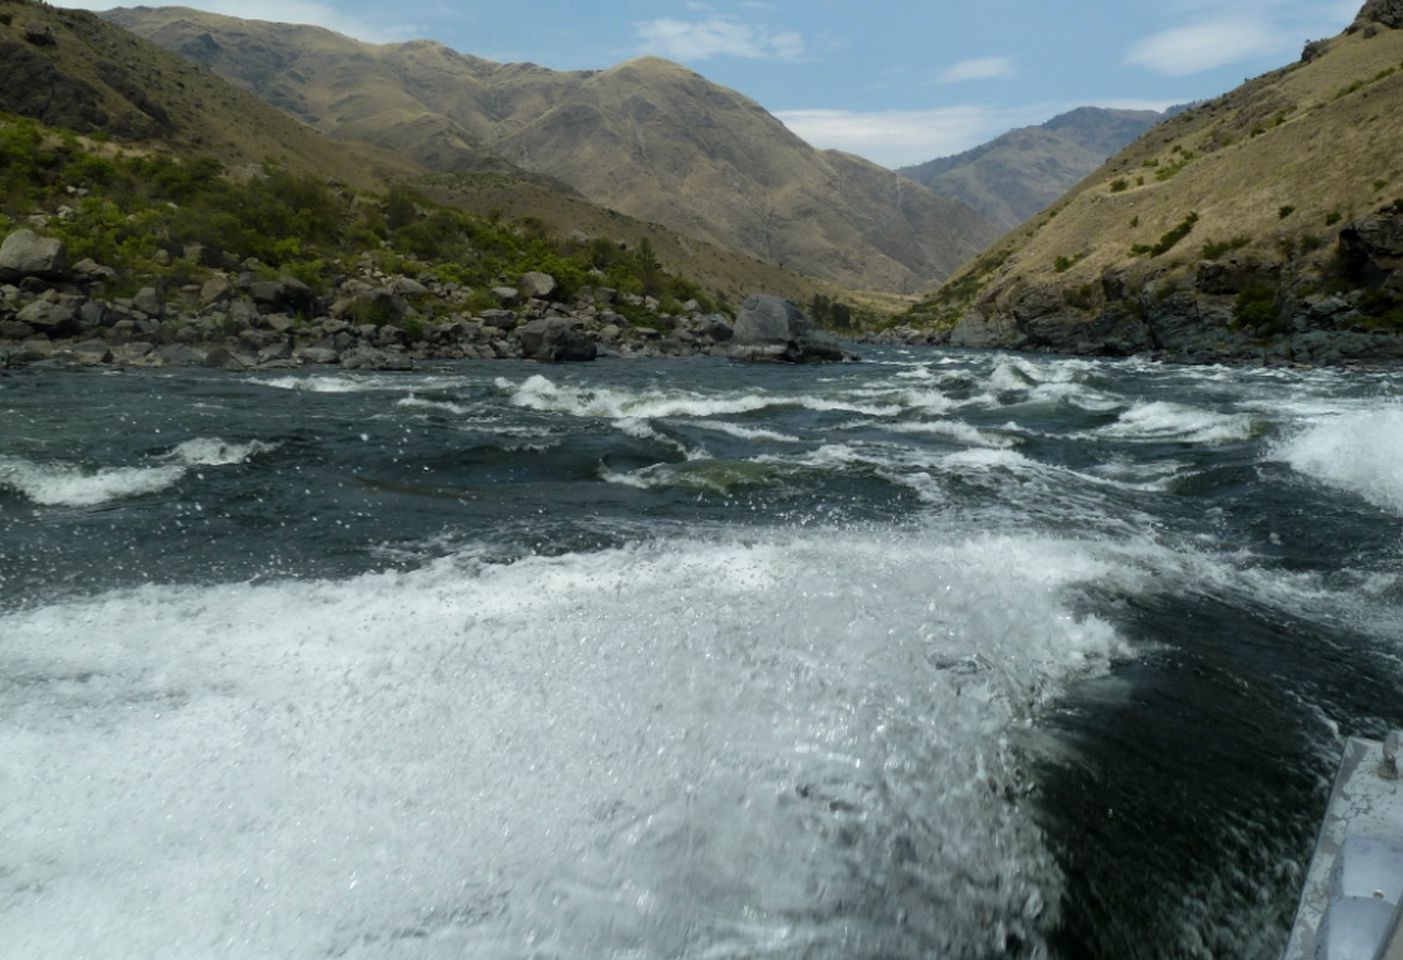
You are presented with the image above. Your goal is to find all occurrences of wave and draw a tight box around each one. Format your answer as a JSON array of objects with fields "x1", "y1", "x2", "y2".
[
  {"x1": 500, "y1": 374, "x2": 901, "y2": 420},
  {"x1": 1272, "y1": 407, "x2": 1403, "y2": 515},
  {"x1": 0, "y1": 438, "x2": 278, "y2": 507},
  {"x1": 1095, "y1": 401, "x2": 1259, "y2": 444}
]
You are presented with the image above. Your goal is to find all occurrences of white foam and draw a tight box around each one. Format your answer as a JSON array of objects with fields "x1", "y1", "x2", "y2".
[
  {"x1": 257, "y1": 374, "x2": 380, "y2": 393},
  {"x1": 167, "y1": 438, "x2": 279, "y2": 467},
  {"x1": 0, "y1": 457, "x2": 185, "y2": 507},
  {"x1": 396, "y1": 395, "x2": 472, "y2": 416},
  {"x1": 677, "y1": 420, "x2": 802, "y2": 443},
  {"x1": 501, "y1": 374, "x2": 900, "y2": 421},
  {"x1": 0, "y1": 439, "x2": 277, "y2": 507},
  {"x1": 0, "y1": 531, "x2": 1134, "y2": 958},
  {"x1": 879, "y1": 419, "x2": 1017, "y2": 448},
  {"x1": 1273, "y1": 408, "x2": 1403, "y2": 515},
  {"x1": 1097, "y1": 401, "x2": 1258, "y2": 444}
]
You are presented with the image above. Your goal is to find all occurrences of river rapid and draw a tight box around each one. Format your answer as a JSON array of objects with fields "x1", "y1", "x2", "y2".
[{"x1": 1, "y1": 348, "x2": 1401, "y2": 959}]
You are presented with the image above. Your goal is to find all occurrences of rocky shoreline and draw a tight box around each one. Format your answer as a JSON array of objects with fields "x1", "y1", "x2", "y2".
[
  {"x1": 877, "y1": 196, "x2": 1403, "y2": 367},
  {"x1": 0, "y1": 229, "x2": 759, "y2": 371}
]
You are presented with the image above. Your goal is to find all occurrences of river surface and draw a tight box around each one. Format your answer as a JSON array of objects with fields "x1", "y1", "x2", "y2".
[{"x1": 2, "y1": 348, "x2": 1401, "y2": 959}]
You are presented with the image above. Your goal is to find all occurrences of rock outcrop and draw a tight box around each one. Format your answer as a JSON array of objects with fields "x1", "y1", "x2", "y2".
[
  {"x1": 1354, "y1": 0, "x2": 1403, "y2": 29},
  {"x1": 730, "y1": 296, "x2": 852, "y2": 363}
]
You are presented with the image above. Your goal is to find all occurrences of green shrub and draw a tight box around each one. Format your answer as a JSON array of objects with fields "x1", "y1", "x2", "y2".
[
  {"x1": 1278, "y1": 205, "x2": 1295, "y2": 219},
  {"x1": 1201, "y1": 236, "x2": 1250, "y2": 260},
  {"x1": 1063, "y1": 284, "x2": 1096, "y2": 311},
  {"x1": 1234, "y1": 285, "x2": 1280, "y2": 332},
  {"x1": 1131, "y1": 212, "x2": 1199, "y2": 258},
  {"x1": 1110, "y1": 178, "x2": 1129, "y2": 193},
  {"x1": 1326, "y1": 210, "x2": 1343, "y2": 226}
]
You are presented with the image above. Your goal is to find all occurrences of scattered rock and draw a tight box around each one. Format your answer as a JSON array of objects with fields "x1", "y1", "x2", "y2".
[{"x1": 491, "y1": 286, "x2": 521, "y2": 308}]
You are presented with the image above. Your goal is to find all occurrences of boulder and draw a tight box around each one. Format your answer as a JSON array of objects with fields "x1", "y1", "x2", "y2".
[
  {"x1": 516, "y1": 317, "x2": 597, "y2": 362},
  {"x1": 0, "y1": 320, "x2": 34, "y2": 339},
  {"x1": 491, "y1": 286, "x2": 521, "y2": 307},
  {"x1": 72, "y1": 258, "x2": 116, "y2": 283},
  {"x1": 132, "y1": 287, "x2": 162, "y2": 318},
  {"x1": 339, "y1": 346, "x2": 413, "y2": 371},
  {"x1": 17, "y1": 298, "x2": 79, "y2": 336},
  {"x1": 518, "y1": 271, "x2": 558, "y2": 300},
  {"x1": 0, "y1": 229, "x2": 69, "y2": 281},
  {"x1": 200, "y1": 275, "x2": 233, "y2": 305},
  {"x1": 730, "y1": 295, "x2": 850, "y2": 363},
  {"x1": 391, "y1": 276, "x2": 429, "y2": 296},
  {"x1": 71, "y1": 340, "x2": 113, "y2": 365}
]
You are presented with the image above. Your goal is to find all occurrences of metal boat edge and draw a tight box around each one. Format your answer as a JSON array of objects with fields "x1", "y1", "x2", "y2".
[{"x1": 1284, "y1": 734, "x2": 1403, "y2": 960}]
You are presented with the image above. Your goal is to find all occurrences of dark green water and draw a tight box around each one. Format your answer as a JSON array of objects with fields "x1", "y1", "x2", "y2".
[{"x1": 1, "y1": 349, "x2": 1400, "y2": 958}]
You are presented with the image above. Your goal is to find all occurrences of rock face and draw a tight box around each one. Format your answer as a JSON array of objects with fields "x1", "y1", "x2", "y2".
[
  {"x1": 1339, "y1": 203, "x2": 1403, "y2": 293},
  {"x1": 0, "y1": 229, "x2": 69, "y2": 280},
  {"x1": 730, "y1": 295, "x2": 850, "y2": 363},
  {"x1": 1355, "y1": 0, "x2": 1403, "y2": 29},
  {"x1": 516, "y1": 317, "x2": 596, "y2": 362}
]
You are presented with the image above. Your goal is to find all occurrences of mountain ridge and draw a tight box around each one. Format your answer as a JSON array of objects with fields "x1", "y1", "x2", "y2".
[
  {"x1": 105, "y1": 6, "x2": 999, "y2": 294},
  {"x1": 897, "y1": 107, "x2": 1166, "y2": 231}
]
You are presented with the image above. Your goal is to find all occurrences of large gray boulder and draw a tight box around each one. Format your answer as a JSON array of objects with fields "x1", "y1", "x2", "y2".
[
  {"x1": 730, "y1": 295, "x2": 850, "y2": 363},
  {"x1": 0, "y1": 229, "x2": 69, "y2": 281},
  {"x1": 516, "y1": 317, "x2": 597, "y2": 362}
]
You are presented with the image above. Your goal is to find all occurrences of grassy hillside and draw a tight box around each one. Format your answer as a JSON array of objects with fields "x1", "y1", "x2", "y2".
[
  {"x1": 0, "y1": 0, "x2": 413, "y2": 189},
  {"x1": 905, "y1": 10, "x2": 1403, "y2": 360},
  {"x1": 106, "y1": 7, "x2": 999, "y2": 294},
  {"x1": 898, "y1": 108, "x2": 1165, "y2": 231}
]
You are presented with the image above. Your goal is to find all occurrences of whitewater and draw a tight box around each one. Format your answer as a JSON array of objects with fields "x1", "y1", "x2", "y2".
[{"x1": 1, "y1": 348, "x2": 1400, "y2": 959}]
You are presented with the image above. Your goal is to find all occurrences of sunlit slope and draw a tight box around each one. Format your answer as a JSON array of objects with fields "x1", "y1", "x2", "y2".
[
  {"x1": 107, "y1": 7, "x2": 999, "y2": 294},
  {"x1": 910, "y1": 10, "x2": 1403, "y2": 355}
]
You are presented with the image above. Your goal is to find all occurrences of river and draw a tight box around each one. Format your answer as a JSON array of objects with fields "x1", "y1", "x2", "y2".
[{"x1": 2, "y1": 348, "x2": 1400, "y2": 959}]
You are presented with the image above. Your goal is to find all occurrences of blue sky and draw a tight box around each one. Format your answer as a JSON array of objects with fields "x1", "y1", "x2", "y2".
[{"x1": 58, "y1": 1, "x2": 1361, "y2": 167}]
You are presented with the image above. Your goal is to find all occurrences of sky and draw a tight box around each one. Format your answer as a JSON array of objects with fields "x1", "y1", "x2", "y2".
[{"x1": 54, "y1": 0, "x2": 1362, "y2": 168}]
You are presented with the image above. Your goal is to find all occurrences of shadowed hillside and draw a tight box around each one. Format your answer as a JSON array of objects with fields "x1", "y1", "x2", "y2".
[{"x1": 0, "y1": 0, "x2": 413, "y2": 188}]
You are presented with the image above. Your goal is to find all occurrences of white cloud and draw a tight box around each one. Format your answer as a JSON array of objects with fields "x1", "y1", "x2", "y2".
[
  {"x1": 49, "y1": 0, "x2": 418, "y2": 43},
  {"x1": 938, "y1": 56, "x2": 1014, "y2": 84},
  {"x1": 775, "y1": 104, "x2": 1061, "y2": 169},
  {"x1": 1125, "y1": 16, "x2": 1291, "y2": 75},
  {"x1": 635, "y1": 17, "x2": 803, "y2": 62}
]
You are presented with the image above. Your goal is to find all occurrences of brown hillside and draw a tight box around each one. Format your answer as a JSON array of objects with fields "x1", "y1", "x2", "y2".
[
  {"x1": 0, "y1": 0, "x2": 413, "y2": 188},
  {"x1": 105, "y1": 8, "x2": 999, "y2": 294}
]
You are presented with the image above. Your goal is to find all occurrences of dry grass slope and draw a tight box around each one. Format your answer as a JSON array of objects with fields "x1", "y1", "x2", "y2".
[{"x1": 919, "y1": 18, "x2": 1403, "y2": 335}]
